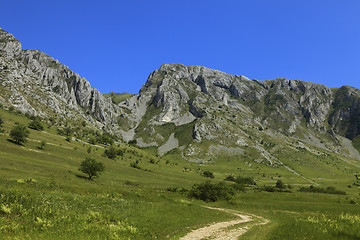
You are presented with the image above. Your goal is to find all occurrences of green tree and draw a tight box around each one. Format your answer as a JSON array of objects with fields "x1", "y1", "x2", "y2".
[
  {"x1": 78, "y1": 157, "x2": 105, "y2": 179},
  {"x1": 9, "y1": 124, "x2": 30, "y2": 144},
  {"x1": 28, "y1": 119, "x2": 44, "y2": 131},
  {"x1": 104, "y1": 146, "x2": 118, "y2": 159},
  {"x1": 188, "y1": 181, "x2": 235, "y2": 202},
  {"x1": 275, "y1": 179, "x2": 286, "y2": 189}
]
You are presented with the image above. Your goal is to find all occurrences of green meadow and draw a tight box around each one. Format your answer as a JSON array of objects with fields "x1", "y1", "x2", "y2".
[{"x1": 1, "y1": 108, "x2": 360, "y2": 239}]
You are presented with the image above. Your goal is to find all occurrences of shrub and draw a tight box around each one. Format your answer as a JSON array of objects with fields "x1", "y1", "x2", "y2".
[
  {"x1": 188, "y1": 181, "x2": 235, "y2": 202},
  {"x1": 88, "y1": 136, "x2": 96, "y2": 145},
  {"x1": 130, "y1": 162, "x2": 141, "y2": 169},
  {"x1": 202, "y1": 170, "x2": 214, "y2": 179},
  {"x1": 167, "y1": 187, "x2": 178, "y2": 192},
  {"x1": 78, "y1": 157, "x2": 105, "y2": 180},
  {"x1": 104, "y1": 146, "x2": 118, "y2": 159},
  {"x1": 9, "y1": 124, "x2": 30, "y2": 144},
  {"x1": 128, "y1": 139, "x2": 137, "y2": 146},
  {"x1": 276, "y1": 180, "x2": 286, "y2": 189},
  {"x1": 38, "y1": 140, "x2": 46, "y2": 150},
  {"x1": 235, "y1": 176, "x2": 256, "y2": 185},
  {"x1": 258, "y1": 185, "x2": 291, "y2": 193},
  {"x1": 28, "y1": 119, "x2": 44, "y2": 131},
  {"x1": 298, "y1": 185, "x2": 346, "y2": 195},
  {"x1": 97, "y1": 133, "x2": 115, "y2": 145},
  {"x1": 104, "y1": 146, "x2": 123, "y2": 159},
  {"x1": 224, "y1": 175, "x2": 236, "y2": 182}
]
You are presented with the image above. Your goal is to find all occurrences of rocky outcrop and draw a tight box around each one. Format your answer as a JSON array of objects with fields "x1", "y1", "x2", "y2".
[
  {"x1": 329, "y1": 86, "x2": 360, "y2": 139},
  {"x1": 0, "y1": 29, "x2": 120, "y2": 128},
  {"x1": 2, "y1": 28, "x2": 360, "y2": 161},
  {"x1": 116, "y1": 63, "x2": 360, "y2": 159}
]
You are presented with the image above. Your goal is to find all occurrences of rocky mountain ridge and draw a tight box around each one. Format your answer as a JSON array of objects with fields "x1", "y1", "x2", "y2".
[
  {"x1": 1, "y1": 28, "x2": 360, "y2": 164},
  {"x1": 0, "y1": 29, "x2": 120, "y2": 130}
]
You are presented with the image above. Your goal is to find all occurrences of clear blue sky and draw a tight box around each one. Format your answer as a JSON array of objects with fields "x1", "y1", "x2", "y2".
[{"x1": 1, "y1": 0, "x2": 359, "y2": 94}]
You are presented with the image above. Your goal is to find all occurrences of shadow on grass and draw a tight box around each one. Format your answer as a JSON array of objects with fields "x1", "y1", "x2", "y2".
[
  {"x1": 75, "y1": 174, "x2": 92, "y2": 180},
  {"x1": 7, "y1": 139, "x2": 24, "y2": 146}
]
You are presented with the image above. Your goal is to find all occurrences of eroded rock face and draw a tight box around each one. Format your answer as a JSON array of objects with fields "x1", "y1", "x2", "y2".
[
  {"x1": 329, "y1": 86, "x2": 360, "y2": 139},
  {"x1": 2, "y1": 27, "x2": 360, "y2": 159},
  {"x1": 118, "y1": 63, "x2": 360, "y2": 157},
  {"x1": 0, "y1": 29, "x2": 120, "y2": 129}
]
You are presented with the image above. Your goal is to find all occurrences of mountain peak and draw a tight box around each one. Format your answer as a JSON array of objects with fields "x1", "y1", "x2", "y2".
[{"x1": 0, "y1": 29, "x2": 22, "y2": 57}]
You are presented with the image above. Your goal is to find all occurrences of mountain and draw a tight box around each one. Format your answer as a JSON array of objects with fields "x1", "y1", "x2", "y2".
[
  {"x1": 118, "y1": 63, "x2": 360, "y2": 161},
  {"x1": 0, "y1": 28, "x2": 120, "y2": 131},
  {"x1": 1, "y1": 28, "x2": 360, "y2": 165}
]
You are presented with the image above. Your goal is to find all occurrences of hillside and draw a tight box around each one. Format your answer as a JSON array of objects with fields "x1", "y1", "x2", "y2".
[{"x1": 1, "y1": 28, "x2": 360, "y2": 239}]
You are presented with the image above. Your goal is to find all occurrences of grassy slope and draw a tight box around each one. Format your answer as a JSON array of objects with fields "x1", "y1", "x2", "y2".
[
  {"x1": 1, "y1": 108, "x2": 360, "y2": 239},
  {"x1": 104, "y1": 92, "x2": 134, "y2": 104}
]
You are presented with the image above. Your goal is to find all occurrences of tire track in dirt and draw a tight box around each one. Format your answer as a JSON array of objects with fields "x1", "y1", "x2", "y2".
[{"x1": 179, "y1": 207, "x2": 269, "y2": 240}]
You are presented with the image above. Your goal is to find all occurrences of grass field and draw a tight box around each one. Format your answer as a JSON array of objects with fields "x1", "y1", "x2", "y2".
[{"x1": 1, "y1": 108, "x2": 360, "y2": 239}]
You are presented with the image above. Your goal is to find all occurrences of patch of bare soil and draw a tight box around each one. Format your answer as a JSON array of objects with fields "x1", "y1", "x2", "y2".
[{"x1": 179, "y1": 207, "x2": 268, "y2": 240}]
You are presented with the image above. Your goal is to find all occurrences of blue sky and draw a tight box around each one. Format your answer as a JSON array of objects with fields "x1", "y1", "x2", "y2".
[{"x1": 1, "y1": 0, "x2": 359, "y2": 94}]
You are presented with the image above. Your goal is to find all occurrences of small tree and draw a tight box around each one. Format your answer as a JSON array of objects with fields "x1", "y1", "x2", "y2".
[
  {"x1": 78, "y1": 157, "x2": 105, "y2": 180},
  {"x1": 104, "y1": 146, "x2": 118, "y2": 159},
  {"x1": 275, "y1": 179, "x2": 286, "y2": 189},
  {"x1": 9, "y1": 124, "x2": 30, "y2": 144},
  {"x1": 28, "y1": 119, "x2": 44, "y2": 131}
]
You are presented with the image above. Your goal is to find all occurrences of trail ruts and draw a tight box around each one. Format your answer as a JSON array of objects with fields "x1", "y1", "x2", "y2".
[{"x1": 179, "y1": 207, "x2": 269, "y2": 240}]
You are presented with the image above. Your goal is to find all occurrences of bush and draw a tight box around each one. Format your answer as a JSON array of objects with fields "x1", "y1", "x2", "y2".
[
  {"x1": 235, "y1": 176, "x2": 256, "y2": 185},
  {"x1": 188, "y1": 181, "x2": 235, "y2": 202},
  {"x1": 276, "y1": 180, "x2": 286, "y2": 189},
  {"x1": 224, "y1": 175, "x2": 236, "y2": 182},
  {"x1": 130, "y1": 162, "x2": 141, "y2": 169},
  {"x1": 225, "y1": 175, "x2": 256, "y2": 185},
  {"x1": 88, "y1": 136, "x2": 97, "y2": 145},
  {"x1": 28, "y1": 119, "x2": 44, "y2": 131},
  {"x1": 258, "y1": 185, "x2": 291, "y2": 193},
  {"x1": 128, "y1": 139, "x2": 137, "y2": 146},
  {"x1": 9, "y1": 124, "x2": 30, "y2": 144},
  {"x1": 104, "y1": 146, "x2": 118, "y2": 159},
  {"x1": 202, "y1": 170, "x2": 214, "y2": 179},
  {"x1": 104, "y1": 146, "x2": 123, "y2": 159},
  {"x1": 38, "y1": 140, "x2": 46, "y2": 150},
  {"x1": 97, "y1": 133, "x2": 115, "y2": 145},
  {"x1": 78, "y1": 157, "x2": 105, "y2": 180},
  {"x1": 299, "y1": 185, "x2": 346, "y2": 195}
]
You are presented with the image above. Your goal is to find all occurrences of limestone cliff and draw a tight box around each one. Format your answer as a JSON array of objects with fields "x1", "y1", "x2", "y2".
[{"x1": 0, "y1": 29, "x2": 120, "y2": 129}]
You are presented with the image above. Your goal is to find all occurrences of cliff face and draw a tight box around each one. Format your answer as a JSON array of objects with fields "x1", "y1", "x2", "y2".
[
  {"x1": 0, "y1": 29, "x2": 120, "y2": 128},
  {"x1": 117, "y1": 63, "x2": 360, "y2": 160},
  {"x1": 1, "y1": 28, "x2": 360, "y2": 161}
]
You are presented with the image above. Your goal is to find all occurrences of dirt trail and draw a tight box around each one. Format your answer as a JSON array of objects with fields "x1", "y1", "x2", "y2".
[{"x1": 179, "y1": 207, "x2": 268, "y2": 240}]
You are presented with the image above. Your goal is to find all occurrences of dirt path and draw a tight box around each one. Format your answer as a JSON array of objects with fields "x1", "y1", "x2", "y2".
[{"x1": 179, "y1": 207, "x2": 268, "y2": 240}]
